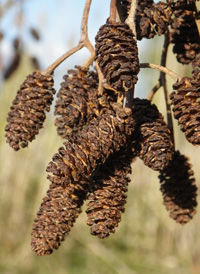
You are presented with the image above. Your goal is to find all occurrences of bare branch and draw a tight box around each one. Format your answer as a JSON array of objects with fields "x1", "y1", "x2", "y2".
[
  {"x1": 110, "y1": 0, "x2": 117, "y2": 23},
  {"x1": 125, "y1": 0, "x2": 137, "y2": 37},
  {"x1": 42, "y1": 0, "x2": 94, "y2": 75},
  {"x1": 140, "y1": 63, "x2": 181, "y2": 82}
]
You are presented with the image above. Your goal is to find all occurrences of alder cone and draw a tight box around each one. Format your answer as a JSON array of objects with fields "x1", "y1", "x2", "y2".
[
  {"x1": 95, "y1": 21, "x2": 140, "y2": 94},
  {"x1": 170, "y1": 76, "x2": 200, "y2": 145},
  {"x1": 5, "y1": 71, "x2": 56, "y2": 150},
  {"x1": 54, "y1": 66, "x2": 99, "y2": 138},
  {"x1": 170, "y1": 5, "x2": 200, "y2": 64},
  {"x1": 136, "y1": 0, "x2": 173, "y2": 40},
  {"x1": 31, "y1": 179, "x2": 89, "y2": 256},
  {"x1": 132, "y1": 98, "x2": 174, "y2": 171},
  {"x1": 119, "y1": 0, "x2": 172, "y2": 40},
  {"x1": 86, "y1": 148, "x2": 134, "y2": 239},
  {"x1": 159, "y1": 150, "x2": 197, "y2": 224},
  {"x1": 31, "y1": 104, "x2": 135, "y2": 255}
]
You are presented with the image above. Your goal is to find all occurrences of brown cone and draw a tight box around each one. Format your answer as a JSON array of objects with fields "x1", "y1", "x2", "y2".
[
  {"x1": 95, "y1": 20, "x2": 140, "y2": 94},
  {"x1": 86, "y1": 148, "x2": 134, "y2": 239},
  {"x1": 5, "y1": 71, "x2": 56, "y2": 150},
  {"x1": 170, "y1": 4, "x2": 200, "y2": 64},
  {"x1": 54, "y1": 66, "x2": 99, "y2": 138},
  {"x1": 159, "y1": 150, "x2": 198, "y2": 224},
  {"x1": 31, "y1": 103, "x2": 135, "y2": 255},
  {"x1": 132, "y1": 98, "x2": 174, "y2": 171},
  {"x1": 170, "y1": 76, "x2": 200, "y2": 145},
  {"x1": 31, "y1": 179, "x2": 89, "y2": 256}
]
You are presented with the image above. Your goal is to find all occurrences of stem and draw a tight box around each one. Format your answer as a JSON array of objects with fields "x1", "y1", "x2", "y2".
[
  {"x1": 124, "y1": 87, "x2": 134, "y2": 108},
  {"x1": 147, "y1": 82, "x2": 161, "y2": 101},
  {"x1": 110, "y1": 0, "x2": 117, "y2": 23},
  {"x1": 140, "y1": 63, "x2": 181, "y2": 82},
  {"x1": 42, "y1": 0, "x2": 94, "y2": 75},
  {"x1": 160, "y1": 32, "x2": 174, "y2": 144},
  {"x1": 125, "y1": 0, "x2": 137, "y2": 37},
  {"x1": 42, "y1": 43, "x2": 84, "y2": 75}
]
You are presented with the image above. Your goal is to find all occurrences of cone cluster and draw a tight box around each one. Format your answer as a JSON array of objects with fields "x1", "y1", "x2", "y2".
[
  {"x1": 4, "y1": 0, "x2": 200, "y2": 257},
  {"x1": 5, "y1": 71, "x2": 55, "y2": 150},
  {"x1": 95, "y1": 21, "x2": 140, "y2": 94}
]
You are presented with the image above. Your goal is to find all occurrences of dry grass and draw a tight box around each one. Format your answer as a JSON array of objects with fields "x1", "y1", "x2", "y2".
[{"x1": 0, "y1": 56, "x2": 200, "y2": 274}]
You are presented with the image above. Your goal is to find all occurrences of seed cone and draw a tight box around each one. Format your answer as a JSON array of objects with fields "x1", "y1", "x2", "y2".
[
  {"x1": 170, "y1": 4, "x2": 200, "y2": 64},
  {"x1": 54, "y1": 66, "x2": 99, "y2": 138},
  {"x1": 86, "y1": 148, "x2": 134, "y2": 239},
  {"x1": 5, "y1": 71, "x2": 56, "y2": 150},
  {"x1": 132, "y1": 98, "x2": 174, "y2": 171},
  {"x1": 159, "y1": 150, "x2": 198, "y2": 224},
  {"x1": 119, "y1": 0, "x2": 173, "y2": 40},
  {"x1": 136, "y1": 0, "x2": 173, "y2": 40},
  {"x1": 31, "y1": 179, "x2": 89, "y2": 256},
  {"x1": 170, "y1": 75, "x2": 200, "y2": 146},
  {"x1": 31, "y1": 103, "x2": 135, "y2": 255},
  {"x1": 95, "y1": 20, "x2": 140, "y2": 94}
]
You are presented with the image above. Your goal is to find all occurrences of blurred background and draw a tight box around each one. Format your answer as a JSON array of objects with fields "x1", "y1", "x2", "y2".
[{"x1": 0, "y1": 1, "x2": 200, "y2": 273}]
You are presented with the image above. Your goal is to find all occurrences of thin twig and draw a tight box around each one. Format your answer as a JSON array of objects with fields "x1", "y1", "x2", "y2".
[
  {"x1": 125, "y1": 0, "x2": 137, "y2": 37},
  {"x1": 110, "y1": 0, "x2": 117, "y2": 23},
  {"x1": 147, "y1": 82, "x2": 161, "y2": 101},
  {"x1": 95, "y1": 60, "x2": 105, "y2": 95},
  {"x1": 42, "y1": 0, "x2": 94, "y2": 75},
  {"x1": 140, "y1": 63, "x2": 181, "y2": 82},
  {"x1": 160, "y1": 31, "x2": 174, "y2": 144}
]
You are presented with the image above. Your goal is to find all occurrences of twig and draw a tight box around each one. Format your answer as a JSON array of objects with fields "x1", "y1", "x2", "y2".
[
  {"x1": 160, "y1": 31, "x2": 174, "y2": 144},
  {"x1": 195, "y1": 12, "x2": 200, "y2": 38},
  {"x1": 125, "y1": 0, "x2": 137, "y2": 37},
  {"x1": 147, "y1": 82, "x2": 161, "y2": 101},
  {"x1": 110, "y1": 0, "x2": 117, "y2": 23},
  {"x1": 42, "y1": 0, "x2": 94, "y2": 75},
  {"x1": 140, "y1": 63, "x2": 181, "y2": 82},
  {"x1": 95, "y1": 60, "x2": 105, "y2": 95}
]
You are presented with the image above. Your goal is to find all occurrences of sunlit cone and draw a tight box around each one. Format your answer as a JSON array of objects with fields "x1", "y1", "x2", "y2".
[
  {"x1": 5, "y1": 71, "x2": 56, "y2": 150},
  {"x1": 132, "y1": 98, "x2": 174, "y2": 171},
  {"x1": 170, "y1": 76, "x2": 200, "y2": 145},
  {"x1": 95, "y1": 20, "x2": 140, "y2": 94},
  {"x1": 54, "y1": 66, "x2": 99, "y2": 138},
  {"x1": 86, "y1": 148, "x2": 134, "y2": 239},
  {"x1": 31, "y1": 103, "x2": 135, "y2": 255},
  {"x1": 31, "y1": 179, "x2": 89, "y2": 255},
  {"x1": 170, "y1": 4, "x2": 200, "y2": 64},
  {"x1": 159, "y1": 150, "x2": 198, "y2": 224}
]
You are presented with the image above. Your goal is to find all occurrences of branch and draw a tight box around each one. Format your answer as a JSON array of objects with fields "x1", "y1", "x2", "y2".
[
  {"x1": 140, "y1": 63, "x2": 181, "y2": 82},
  {"x1": 125, "y1": 0, "x2": 137, "y2": 37},
  {"x1": 147, "y1": 82, "x2": 161, "y2": 101},
  {"x1": 110, "y1": 0, "x2": 117, "y2": 23},
  {"x1": 160, "y1": 32, "x2": 174, "y2": 144},
  {"x1": 42, "y1": 0, "x2": 94, "y2": 75}
]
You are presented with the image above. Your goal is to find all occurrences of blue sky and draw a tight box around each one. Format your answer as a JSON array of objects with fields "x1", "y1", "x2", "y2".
[{"x1": 1, "y1": 0, "x2": 162, "y2": 98}]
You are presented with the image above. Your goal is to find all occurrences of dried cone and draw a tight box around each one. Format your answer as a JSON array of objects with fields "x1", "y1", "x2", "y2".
[
  {"x1": 170, "y1": 4, "x2": 200, "y2": 64},
  {"x1": 132, "y1": 98, "x2": 174, "y2": 171},
  {"x1": 170, "y1": 74, "x2": 200, "y2": 146},
  {"x1": 86, "y1": 148, "x2": 134, "y2": 238},
  {"x1": 159, "y1": 150, "x2": 198, "y2": 224},
  {"x1": 119, "y1": 0, "x2": 173, "y2": 40},
  {"x1": 5, "y1": 71, "x2": 56, "y2": 150},
  {"x1": 54, "y1": 66, "x2": 99, "y2": 138},
  {"x1": 31, "y1": 103, "x2": 135, "y2": 255},
  {"x1": 136, "y1": 0, "x2": 173, "y2": 40},
  {"x1": 31, "y1": 179, "x2": 90, "y2": 255},
  {"x1": 95, "y1": 20, "x2": 140, "y2": 94}
]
